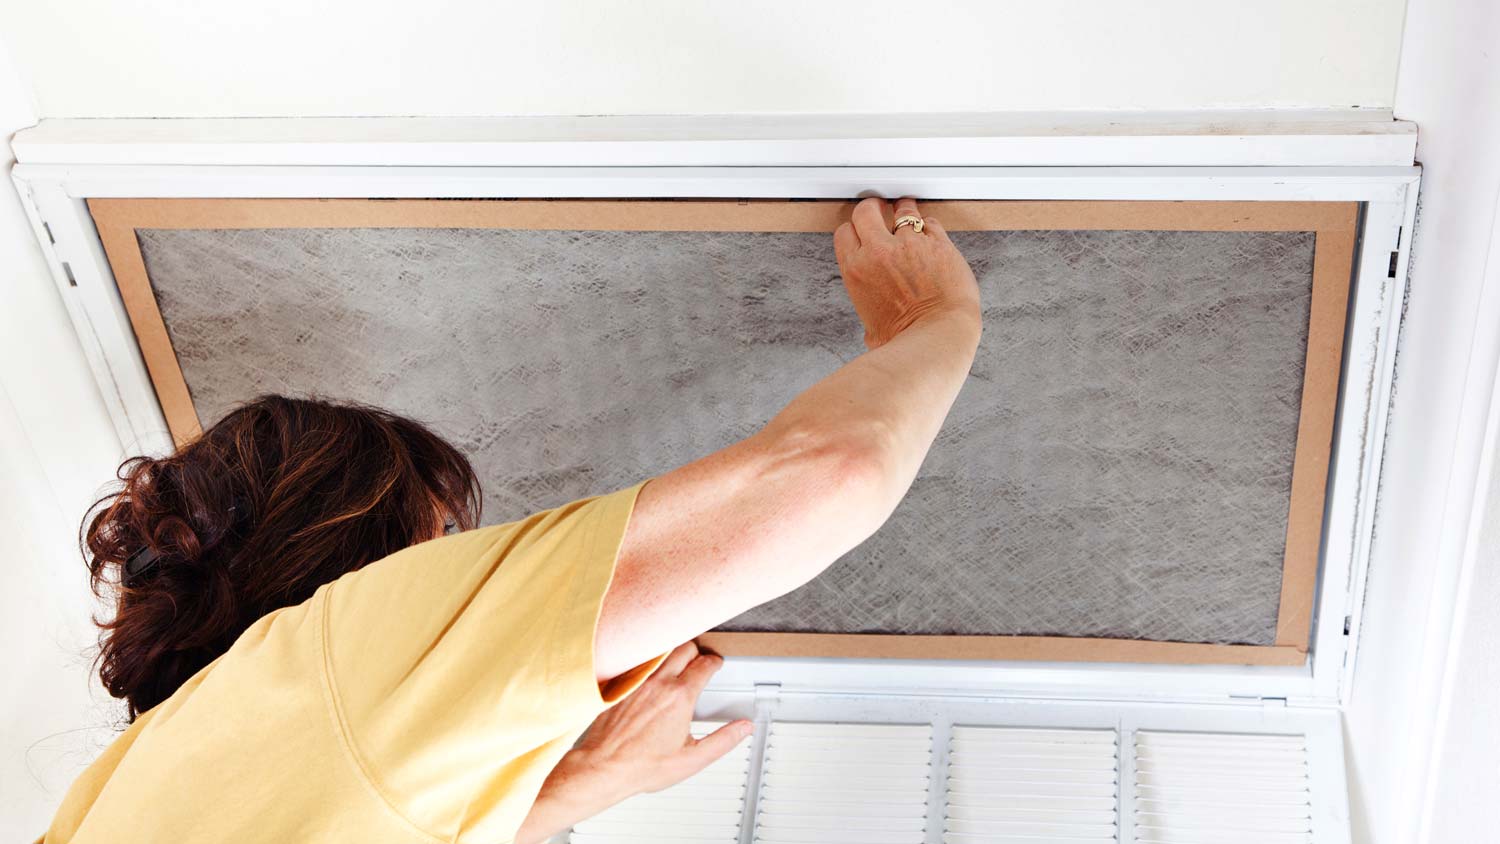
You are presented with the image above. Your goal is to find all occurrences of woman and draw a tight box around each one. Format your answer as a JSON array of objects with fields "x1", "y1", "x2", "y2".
[{"x1": 43, "y1": 197, "x2": 982, "y2": 843}]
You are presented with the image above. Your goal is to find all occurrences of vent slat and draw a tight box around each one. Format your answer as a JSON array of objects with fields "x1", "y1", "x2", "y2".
[
  {"x1": 950, "y1": 768, "x2": 1119, "y2": 785},
  {"x1": 949, "y1": 781, "x2": 1118, "y2": 799},
  {"x1": 944, "y1": 834, "x2": 1114, "y2": 844},
  {"x1": 1136, "y1": 811, "x2": 1316, "y2": 833},
  {"x1": 1132, "y1": 731, "x2": 1313, "y2": 843},
  {"x1": 754, "y1": 722, "x2": 933, "y2": 844},
  {"x1": 568, "y1": 722, "x2": 750, "y2": 844},
  {"x1": 756, "y1": 814, "x2": 927, "y2": 831},
  {"x1": 760, "y1": 785, "x2": 930, "y2": 803},
  {"x1": 1137, "y1": 761, "x2": 1310, "y2": 777},
  {"x1": 1135, "y1": 799, "x2": 1312, "y2": 819},
  {"x1": 948, "y1": 796, "x2": 1118, "y2": 814},
  {"x1": 1137, "y1": 772, "x2": 1310, "y2": 789},
  {"x1": 952, "y1": 727, "x2": 1117, "y2": 743},
  {"x1": 947, "y1": 805, "x2": 1118, "y2": 824},
  {"x1": 1134, "y1": 831, "x2": 1314, "y2": 844},
  {"x1": 950, "y1": 751, "x2": 1122, "y2": 769},
  {"x1": 757, "y1": 756, "x2": 931, "y2": 774},
  {"x1": 1136, "y1": 733, "x2": 1305, "y2": 749},
  {"x1": 1136, "y1": 785, "x2": 1311, "y2": 804},
  {"x1": 946, "y1": 726, "x2": 1119, "y2": 842},
  {"x1": 947, "y1": 819, "x2": 1120, "y2": 836},
  {"x1": 772, "y1": 723, "x2": 932, "y2": 739},
  {"x1": 754, "y1": 799, "x2": 927, "y2": 817},
  {"x1": 760, "y1": 773, "x2": 930, "y2": 790},
  {"x1": 756, "y1": 827, "x2": 923, "y2": 844}
]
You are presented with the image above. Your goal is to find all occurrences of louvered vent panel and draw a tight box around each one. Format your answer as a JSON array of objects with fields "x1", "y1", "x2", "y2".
[
  {"x1": 1133, "y1": 731, "x2": 1313, "y2": 844},
  {"x1": 568, "y1": 721, "x2": 751, "y2": 844},
  {"x1": 944, "y1": 725, "x2": 1119, "y2": 843},
  {"x1": 754, "y1": 722, "x2": 933, "y2": 844}
]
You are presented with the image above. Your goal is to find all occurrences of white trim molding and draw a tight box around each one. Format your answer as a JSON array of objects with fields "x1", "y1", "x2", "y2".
[{"x1": 11, "y1": 112, "x2": 1416, "y2": 169}]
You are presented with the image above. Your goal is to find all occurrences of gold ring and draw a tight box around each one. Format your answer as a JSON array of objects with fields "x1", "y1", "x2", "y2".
[{"x1": 893, "y1": 215, "x2": 925, "y2": 234}]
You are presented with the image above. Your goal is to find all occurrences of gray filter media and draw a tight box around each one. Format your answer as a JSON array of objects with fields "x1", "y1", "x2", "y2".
[{"x1": 137, "y1": 226, "x2": 1316, "y2": 645}]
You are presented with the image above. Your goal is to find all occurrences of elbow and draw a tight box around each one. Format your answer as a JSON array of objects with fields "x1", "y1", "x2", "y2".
[
  {"x1": 728, "y1": 421, "x2": 908, "y2": 602},
  {"x1": 766, "y1": 421, "x2": 904, "y2": 534},
  {"x1": 831, "y1": 429, "x2": 902, "y2": 516}
]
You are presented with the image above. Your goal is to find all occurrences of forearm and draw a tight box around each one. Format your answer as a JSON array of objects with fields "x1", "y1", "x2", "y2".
[
  {"x1": 514, "y1": 751, "x2": 629, "y2": 844},
  {"x1": 672, "y1": 307, "x2": 982, "y2": 574}
]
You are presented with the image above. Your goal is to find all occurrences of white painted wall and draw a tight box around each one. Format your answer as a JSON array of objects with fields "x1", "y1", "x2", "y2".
[
  {"x1": 1425, "y1": 363, "x2": 1500, "y2": 842},
  {"x1": 0, "y1": 46, "x2": 128, "y2": 835},
  {"x1": 1343, "y1": 0, "x2": 1500, "y2": 841},
  {"x1": 0, "y1": 1, "x2": 1406, "y2": 118}
]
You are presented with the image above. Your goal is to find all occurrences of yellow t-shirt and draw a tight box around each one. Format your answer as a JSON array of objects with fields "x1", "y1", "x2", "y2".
[{"x1": 43, "y1": 482, "x2": 663, "y2": 844}]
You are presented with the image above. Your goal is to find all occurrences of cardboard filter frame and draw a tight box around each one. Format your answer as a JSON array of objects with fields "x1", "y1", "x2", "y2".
[{"x1": 89, "y1": 198, "x2": 1359, "y2": 667}]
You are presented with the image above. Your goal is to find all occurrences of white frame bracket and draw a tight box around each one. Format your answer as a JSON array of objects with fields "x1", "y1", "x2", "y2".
[{"x1": 9, "y1": 143, "x2": 1420, "y2": 709}]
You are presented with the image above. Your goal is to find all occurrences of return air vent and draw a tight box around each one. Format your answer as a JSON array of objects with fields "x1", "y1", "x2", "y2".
[
  {"x1": 563, "y1": 714, "x2": 1341, "y2": 844},
  {"x1": 1133, "y1": 731, "x2": 1313, "y2": 843},
  {"x1": 945, "y1": 725, "x2": 1120, "y2": 842},
  {"x1": 754, "y1": 722, "x2": 933, "y2": 844},
  {"x1": 567, "y1": 721, "x2": 751, "y2": 844}
]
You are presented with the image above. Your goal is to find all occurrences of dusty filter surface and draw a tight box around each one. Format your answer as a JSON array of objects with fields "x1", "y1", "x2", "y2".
[{"x1": 138, "y1": 227, "x2": 1315, "y2": 645}]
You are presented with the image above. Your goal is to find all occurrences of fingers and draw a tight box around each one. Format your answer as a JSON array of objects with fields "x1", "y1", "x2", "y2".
[
  {"x1": 850, "y1": 196, "x2": 932, "y2": 242},
  {"x1": 684, "y1": 719, "x2": 755, "y2": 772},
  {"x1": 922, "y1": 215, "x2": 953, "y2": 247},
  {"x1": 833, "y1": 221, "x2": 860, "y2": 265},
  {"x1": 893, "y1": 197, "x2": 923, "y2": 238},
  {"x1": 658, "y1": 640, "x2": 699, "y2": 677},
  {"x1": 679, "y1": 650, "x2": 725, "y2": 694},
  {"x1": 850, "y1": 196, "x2": 892, "y2": 243}
]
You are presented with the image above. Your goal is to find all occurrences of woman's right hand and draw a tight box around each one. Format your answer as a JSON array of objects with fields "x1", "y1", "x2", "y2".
[{"x1": 833, "y1": 196, "x2": 981, "y2": 350}]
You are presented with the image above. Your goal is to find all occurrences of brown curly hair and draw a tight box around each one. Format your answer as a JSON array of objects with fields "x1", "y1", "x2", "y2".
[{"x1": 82, "y1": 395, "x2": 481, "y2": 719}]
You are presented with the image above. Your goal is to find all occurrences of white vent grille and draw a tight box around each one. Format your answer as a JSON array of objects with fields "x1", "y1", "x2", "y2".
[
  {"x1": 754, "y1": 722, "x2": 933, "y2": 844},
  {"x1": 568, "y1": 721, "x2": 751, "y2": 844},
  {"x1": 1133, "y1": 731, "x2": 1313, "y2": 844},
  {"x1": 944, "y1": 725, "x2": 1120, "y2": 842}
]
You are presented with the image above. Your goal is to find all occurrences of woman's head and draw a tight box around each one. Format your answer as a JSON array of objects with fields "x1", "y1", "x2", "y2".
[{"x1": 84, "y1": 395, "x2": 481, "y2": 719}]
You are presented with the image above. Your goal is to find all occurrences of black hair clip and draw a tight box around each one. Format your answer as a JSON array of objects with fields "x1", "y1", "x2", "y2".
[
  {"x1": 123, "y1": 545, "x2": 162, "y2": 585},
  {"x1": 122, "y1": 499, "x2": 249, "y2": 587}
]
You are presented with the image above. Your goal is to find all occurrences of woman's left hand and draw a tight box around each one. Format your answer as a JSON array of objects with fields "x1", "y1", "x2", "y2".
[{"x1": 514, "y1": 641, "x2": 753, "y2": 843}]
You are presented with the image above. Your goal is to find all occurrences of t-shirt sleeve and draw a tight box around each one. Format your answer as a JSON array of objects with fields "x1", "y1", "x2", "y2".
[{"x1": 319, "y1": 481, "x2": 664, "y2": 843}]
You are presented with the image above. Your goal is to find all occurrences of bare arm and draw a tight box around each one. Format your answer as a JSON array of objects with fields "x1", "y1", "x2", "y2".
[
  {"x1": 595, "y1": 197, "x2": 982, "y2": 679},
  {"x1": 517, "y1": 197, "x2": 982, "y2": 841}
]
